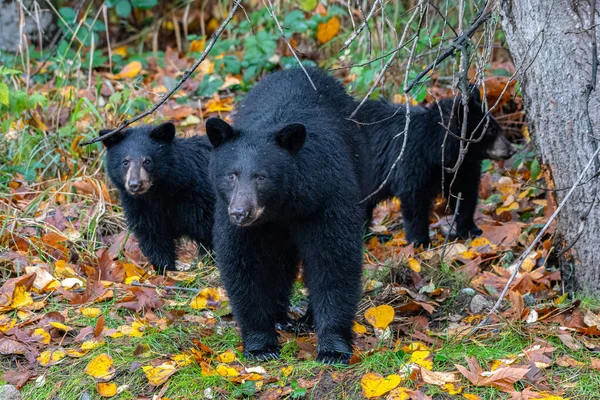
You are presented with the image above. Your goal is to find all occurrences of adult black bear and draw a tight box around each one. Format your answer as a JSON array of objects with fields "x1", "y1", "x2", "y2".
[
  {"x1": 100, "y1": 123, "x2": 215, "y2": 274},
  {"x1": 355, "y1": 87, "x2": 515, "y2": 247},
  {"x1": 206, "y1": 68, "x2": 366, "y2": 364}
]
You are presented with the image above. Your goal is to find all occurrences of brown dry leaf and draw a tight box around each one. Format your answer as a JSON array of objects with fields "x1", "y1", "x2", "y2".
[
  {"x1": 317, "y1": 16, "x2": 340, "y2": 44},
  {"x1": 97, "y1": 382, "x2": 117, "y2": 397},
  {"x1": 455, "y1": 356, "x2": 529, "y2": 393},
  {"x1": 189, "y1": 38, "x2": 205, "y2": 52},
  {"x1": 555, "y1": 354, "x2": 584, "y2": 368},
  {"x1": 2, "y1": 369, "x2": 36, "y2": 389},
  {"x1": 557, "y1": 331, "x2": 581, "y2": 351},
  {"x1": 0, "y1": 338, "x2": 28, "y2": 355},
  {"x1": 364, "y1": 304, "x2": 395, "y2": 329},
  {"x1": 190, "y1": 287, "x2": 221, "y2": 310},
  {"x1": 142, "y1": 361, "x2": 178, "y2": 386},
  {"x1": 480, "y1": 223, "x2": 521, "y2": 246},
  {"x1": 85, "y1": 353, "x2": 116, "y2": 382},
  {"x1": 111, "y1": 61, "x2": 142, "y2": 79},
  {"x1": 590, "y1": 358, "x2": 600, "y2": 370},
  {"x1": 115, "y1": 286, "x2": 164, "y2": 312},
  {"x1": 420, "y1": 367, "x2": 459, "y2": 385},
  {"x1": 361, "y1": 373, "x2": 402, "y2": 398}
]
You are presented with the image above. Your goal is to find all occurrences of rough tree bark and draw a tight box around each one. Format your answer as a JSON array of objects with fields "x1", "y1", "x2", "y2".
[{"x1": 500, "y1": 1, "x2": 600, "y2": 294}]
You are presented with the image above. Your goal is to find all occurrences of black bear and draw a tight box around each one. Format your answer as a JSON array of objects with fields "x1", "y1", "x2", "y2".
[
  {"x1": 100, "y1": 122, "x2": 215, "y2": 274},
  {"x1": 355, "y1": 87, "x2": 515, "y2": 247},
  {"x1": 205, "y1": 68, "x2": 367, "y2": 364}
]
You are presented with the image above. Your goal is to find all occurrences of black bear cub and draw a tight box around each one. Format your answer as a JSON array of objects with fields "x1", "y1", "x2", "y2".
[
  {"x1": 206, "y1": 68, "x2": 366, "y2": 364},
  {"x1": 356, "y1": 87, "x2": 515, "y2": 247},
  {"x1": 100, "y1": 122, "x2": 215, "y2": 274}
]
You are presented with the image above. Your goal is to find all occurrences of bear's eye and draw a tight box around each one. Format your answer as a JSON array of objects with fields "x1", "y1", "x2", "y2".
[
  {"x1": 143, "y1": 159, "x2": 152, "y2": 167},
  {"x1": 122, "y1": 160, "x2": 130, "y2": 167},
  {"x1": 257, "y1": 175, "x2": 265, "y2": 181},
  {"x1": 228, "y1": 174, "x2": 235, "y2": 180}
]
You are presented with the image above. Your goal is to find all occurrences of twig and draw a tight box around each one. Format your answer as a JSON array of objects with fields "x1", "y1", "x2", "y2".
[
  {"x1": 131, "y1": 280, "x2": 200, "y2": 294},
  {"x1": 404, "y1": 0, "x2": 493, "y2": 94},
  {"x1": 80, "y1": 0, "x2": 241, "y2": 146},
  {"x1": 261, "y1": 0, "x2": 316, "y2": 91},
  {"x1": 340, "y1": 0, "x2": 381, "y2": 52},
  {"x1": 467, "y1": 144, "x2": 600, "y2": 339},
  {"x1": 440, "y1": 192, "x2": 462, "y2": 261}
]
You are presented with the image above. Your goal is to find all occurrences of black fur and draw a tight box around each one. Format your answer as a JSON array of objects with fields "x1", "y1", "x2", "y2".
[
  {"x1": 206, "y1": 68, "x2": 366, "y2": 364},
  {"x1": 354, "y1": 88, "x2": 514, "y2": 247},
  {"x1": 100, "y1": 123, "x2": 215, "y2": 273}
]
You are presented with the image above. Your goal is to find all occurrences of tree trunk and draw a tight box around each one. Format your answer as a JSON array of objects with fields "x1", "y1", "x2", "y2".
[
  {"x1": 0, "y1": 0, "x2": 57, "y2": 53},
  {"x1": 500, "y1": 1, "x2": 600, "y2": 294}
]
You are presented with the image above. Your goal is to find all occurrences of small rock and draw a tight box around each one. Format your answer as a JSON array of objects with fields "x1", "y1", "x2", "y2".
[
  {"x1": 0, "y1": 385, "x2": 21, "y2": 400},
  {"x1": 454, "y1": 287, "x2": 477, "y2": 312},
  {"x1": 460, "y1": 288, "x2": 476, "y2": 296},
  {"x1": 79, "y1": 392, "x2": 91, "y2": 400},
  {"x1": 470, "y1": 294, "x2": 494, "y2": 314},
  {"x1": 522, "y1": 294, "x2": 536, "y2": 307}
]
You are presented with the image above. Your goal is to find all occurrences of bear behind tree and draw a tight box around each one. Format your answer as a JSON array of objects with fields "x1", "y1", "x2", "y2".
[
  {"x1": 100, "y1": 123, "x2": 215, "y2": 273},
  {"x1": 354, "y1": 87, "x2": 515, "y2": 247},
  {"x1": 206, "y1": 67, "x2": 367, "y2": 364}
]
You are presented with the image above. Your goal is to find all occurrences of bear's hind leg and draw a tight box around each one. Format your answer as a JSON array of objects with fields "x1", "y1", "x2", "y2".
[{"x1": 399, "y1": 190, "x2": 434, "y2": 248}]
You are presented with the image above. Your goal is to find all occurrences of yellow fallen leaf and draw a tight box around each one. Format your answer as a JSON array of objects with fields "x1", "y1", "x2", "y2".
[
  {"x1": 554, "y1": 293, "x2": 568, "y2": 306},
  {"x1": 37, "y1": 349, "x2": 66, "y2": 366},
  {"x1": 364, "y1": 304, "x2": 395, "y2": 330},
  {"x1": 85, "y1": 353, "x2": 116, "y2": 382},
  {"x1": 12, "y1": 285, "x2": 33, "y2": 309},
  {"x1": 50, "y1": 322, "x2": 72, "y2": 331},
  {"x1": 0, "y1": 317, "x2": 16, "y2": 332},
  {"x1": 81, "y1": 307, "x2": 102, "y2": 318},
  {"x1": 81, "y1": 339, "x2": 105, "y2": 351},
  {"x1": 317, "y1": 16, "x2": 340, "y2": 44},
  {"x1": 113, "y1": 46, "x2": 127, "y2": 57},
  {"x1": 496, "y1": 201, "x2": 519, "y2": 215},
  {"x1": 112, "y1": 61, "x2": 142, "y2": 80},
  {"x1": 470, "y1": 237, "x2": 490, "y2": 247},
  {"x1": 97, "y1": 382, "x2": 117, "y2": 397},
  {"x1": 409, "y1": 350, "x2": 433, "y2": 370},
  {"x1": 55, "y1": 260, "x2": 78, "y2": 279},
  {"x1": 463, "y1": 394, "x2": 482, "y2": 400},
  {"x1": 443, "y1": 383, "x2": 463, "y2": 395},
  {"x1": 522, "y1": 125, "x2": 530, "y2": 142},
  {"x1": 190, "y1": 288, "x2": 220, "y2": 310},
  {"x1": 200, "y1": 361, "x2": 217, "y2": 376},
  {"x1": 387, "y1": 386, "x2": 411, "y2": 400},
  {"x1": 353, "y1": 321, "x2": 367, "y2": 334},
  {"x1": 217, "y1": 350, "x2": 236, "y2": 363},
  {"x1": 33, "y1": 328, "x2": 51, "y2": 344},
  {"x1": 400, "y1": 342, "x2": 431, "y2": 353},
  {"x1": 361, "y1": 373, "x2": 402, "y2": 398},
  {"x1": 407, "y1": 257, "x2": 421, "y2": 272},
  {"x1": 172, "y1": 353, "x2": 193, "y2": 367},
  {"x1": 143, "y1": 362, "x2": 178, "y2": 386},
  {"x1": 216, "y1": 364, "x2": 240, "y2": 377},
  {"x1": 281, "y1": 366, "x2": 293, "y2": 377},
  {"x1": 120, "y1": 320, "x2": 145, "y2": 337},
  {"x1": 521, "y1": 256, "x2": 536, "y2": 272},
  {"x1": 66, "y1": 348, "x2": 89, "y2": 358}
]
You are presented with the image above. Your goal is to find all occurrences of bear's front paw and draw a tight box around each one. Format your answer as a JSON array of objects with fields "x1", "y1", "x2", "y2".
[
  {"x1": 244, "y1": 347, "x2": 280, "y2": 361},
  {"x1": 317, "y1": 350, "x2": 352, "y2": 365}
]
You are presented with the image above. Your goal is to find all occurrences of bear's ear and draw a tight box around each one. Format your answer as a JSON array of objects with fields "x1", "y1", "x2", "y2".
[
  {"x1": 149, "y1": 122, "x2": 176, "y2": 143},
  {"x1": 98, "y1": 129, "x2": 125, "y2": 148},
  {"x1": 274, "y1": 123, "x2": 306, "y2": 154},
  {"x1": 206, "y1": 117, "x2": 236, "y2": 148}
]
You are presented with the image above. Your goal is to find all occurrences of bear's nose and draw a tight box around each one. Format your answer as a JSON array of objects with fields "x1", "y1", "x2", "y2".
[
  {"x1": 229, "y1": 208, "x2": 250, "y2": 225},
  {"x1": 128, "y1": 181, "x2": 141, "y2": 192}
]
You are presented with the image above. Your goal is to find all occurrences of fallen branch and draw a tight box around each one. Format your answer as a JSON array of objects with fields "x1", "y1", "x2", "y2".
[
  {"x1": 80, "y1": 0, "x2": 241, "y2": 146},
  {"x1": 131, "y1": 280, "x2": 200, "y2": 294}
]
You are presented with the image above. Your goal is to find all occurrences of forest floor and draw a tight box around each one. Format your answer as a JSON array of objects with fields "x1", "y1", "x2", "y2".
[{"x1": 2, "y1": 2, "x2": 600, "y2": 399}]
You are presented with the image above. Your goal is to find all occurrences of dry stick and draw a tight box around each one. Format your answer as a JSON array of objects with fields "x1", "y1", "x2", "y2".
[
  {"x1": 404, "y1": 0, "x2": 493, "y2": 94},
  {"x1": 440, "y1": 191, "x2": 462, "y2": 262},
  {"x1": 340, "y1": 0, "x2": 381, "y2": 52},
  {"x1": 80, "y1": 0, "x2": 241, "y2": 146},
  {"x1": 261, "y1": 0, "x2": 316, "y2": 91},
  {"x1": 131, "y1": 280, "x2": 200, "y2": 294}
]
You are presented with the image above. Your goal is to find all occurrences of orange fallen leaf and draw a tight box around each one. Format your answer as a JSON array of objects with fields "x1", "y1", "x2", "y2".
[
  {"x1": 407, "y1": 257, "x2": 421, "y2": 272},
  {"x1": 317, "y1": 16, "x2": 340, "y2": 44},
  {"x1": 353, "y1": 321, "x2": 368, "y2": 334},
  {"x1": 190, "y1": 287, "x2": 221, "y2": 310},
  {"x1": 364, "y1": 304, "x2": 395, "y2": 329},
  {"x1": 97, "y1": 382, "x2": 117, "y2": 397}
]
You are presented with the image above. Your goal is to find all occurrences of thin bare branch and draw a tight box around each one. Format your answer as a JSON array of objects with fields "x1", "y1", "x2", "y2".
[{"x1": 81, "y1": 0, "x2": 241, "y2": 146}]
